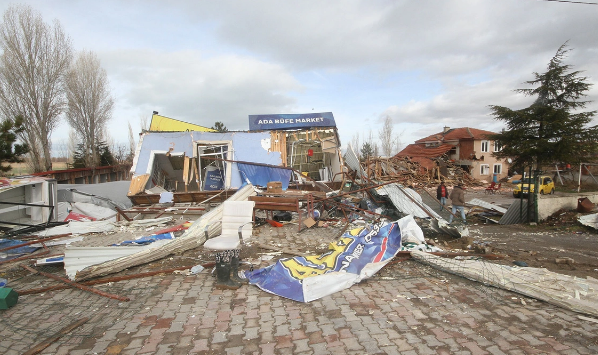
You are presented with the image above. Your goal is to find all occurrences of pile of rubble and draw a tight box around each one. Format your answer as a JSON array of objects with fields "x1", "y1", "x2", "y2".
[{"x1": 359, "y1": 156, "x2": 485, "y2": 189}]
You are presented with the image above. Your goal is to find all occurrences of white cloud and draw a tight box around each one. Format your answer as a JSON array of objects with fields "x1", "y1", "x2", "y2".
[
  {"x1": 98, "y1": 49, "x2": 301, "y2": 131},
  {"x1": 2, "y1": 0, "x2": 597, "y2": 150}
]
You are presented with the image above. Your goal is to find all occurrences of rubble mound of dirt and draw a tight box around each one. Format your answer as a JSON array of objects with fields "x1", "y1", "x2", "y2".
[{"x1": 543, "y1": 209, "x2": 581, "y2": 227}]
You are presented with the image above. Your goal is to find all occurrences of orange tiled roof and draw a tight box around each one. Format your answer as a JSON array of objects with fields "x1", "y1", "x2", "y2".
[
  {"x1": 394, "y1": 143, "x2": 454, "y2": 159},
  {"x1": 415, "y1": 127, "x2": 496, "y2": 143}
]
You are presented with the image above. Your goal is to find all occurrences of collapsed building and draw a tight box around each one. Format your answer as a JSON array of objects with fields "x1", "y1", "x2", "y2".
[
  {"x1": 395, "y1": 126, "x2": 510, "y2": 184},
  {"x1": 127, "y1": 112, "x2": 345, "y2": 205}
]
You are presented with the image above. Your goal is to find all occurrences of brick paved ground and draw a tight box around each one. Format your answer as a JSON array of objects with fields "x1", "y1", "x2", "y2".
[{"x1": 2, "y1": 221, "x2": 598, "y2": 354}]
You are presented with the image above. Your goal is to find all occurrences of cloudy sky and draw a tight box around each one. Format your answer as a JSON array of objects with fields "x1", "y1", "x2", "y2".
[{"x1": 2, "y1": 0, "x2": 598, "y2": 154}]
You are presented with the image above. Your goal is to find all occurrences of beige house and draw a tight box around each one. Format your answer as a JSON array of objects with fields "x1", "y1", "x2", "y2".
[{"x1": 397, "y1": 127, "x2": 510, "y2": 182}]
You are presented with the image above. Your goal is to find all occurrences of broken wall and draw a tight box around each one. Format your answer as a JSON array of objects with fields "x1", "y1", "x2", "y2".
[{"x1": 130, "y1": 131, "x2": 282, "y2": 190}]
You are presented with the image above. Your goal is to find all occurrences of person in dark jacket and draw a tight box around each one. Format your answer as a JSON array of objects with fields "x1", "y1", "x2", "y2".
[
  {"x1": 436, "y1": 181, "x2": 448, "y2": 211},
  {"x1": 448, "y1": 183, "x2": 467, "y2": 224}
]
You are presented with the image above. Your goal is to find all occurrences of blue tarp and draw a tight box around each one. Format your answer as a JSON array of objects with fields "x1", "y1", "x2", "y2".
[
  {"x1": 111, "y1": 232, "x2": 175, "y2": 246},
  {"x1": 245, "y1": 220, "x2": 403, "y2": 302},
  {"x1": 0, "y1": 240, "x2": 39, "y2": 261},
  {"x1": 237, "y1": 163, "x2": 292, "y2": 190}
]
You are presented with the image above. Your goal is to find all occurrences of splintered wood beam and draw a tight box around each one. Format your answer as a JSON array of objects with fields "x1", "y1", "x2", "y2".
[{"x1": 183, "y1": 155, "x2": 190, "y2": 192}]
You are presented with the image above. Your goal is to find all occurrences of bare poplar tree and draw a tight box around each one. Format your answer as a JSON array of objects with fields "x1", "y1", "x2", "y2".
[
  {"x1": 378, "y1": 116, "x2": 397, "y2": 157},
  {"x1": 0, "y1": 5, "x2": 73, "y2": 172},
  {"x1": 128, "y1": 122, "x2": 136, "y2": 159},
  {"x1": 65, "y1": 51, "x2": 113, "y2": 167},
  {"x1": 67, "y1": 128, "x2": 78, "y2": 164},
  {"x1": 351, "y1": 133, "x2": 361, "y2": 160},
  {"x1": 139, "y1": 114, "x2": 149, "y2": 131},
  {"x1": 53, "y1": 138, "x2": 69, "y2": 160},
  {"x1": 366, "y1": 129, "x2": 379, "y2": 157}
]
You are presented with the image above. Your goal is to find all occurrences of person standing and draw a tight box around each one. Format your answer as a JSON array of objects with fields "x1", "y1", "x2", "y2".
[
  {"x1": 436, "y1": 181, "x2": 448, "y2": 211},
  {"x1": 448, "y1": 183, "x2": 467, "y2": 224}
]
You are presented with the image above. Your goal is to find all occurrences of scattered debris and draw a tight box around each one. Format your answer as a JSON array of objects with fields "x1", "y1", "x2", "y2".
[{"x1": 555, "y1": 257, "x2": 575, "y2": 265}]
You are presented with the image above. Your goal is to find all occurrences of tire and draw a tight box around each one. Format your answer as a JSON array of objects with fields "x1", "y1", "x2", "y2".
[
  {"x1": 513, "y1": 193, "x2": 519, "y2": 198},
  {"x1": 550, "y1": 188, "x2": 555, "y2": 195},
  {"x1": 540, "y1": 189, "x2": 544, "y2": 195}
]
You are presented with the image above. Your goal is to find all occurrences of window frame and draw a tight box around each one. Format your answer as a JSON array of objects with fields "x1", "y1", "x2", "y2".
[
  {"x1": 480, "y1": 140, "x2": 489, "y2": 153},
  {"x1": 493, "y1": 141, "x2": 502, "y2": 152},
  {"x1": 480, "y1": 164, "x2": 490, "y2": 175},
  {"x1": 493, "y1": 164, "x2": 502, "y2": 174}
]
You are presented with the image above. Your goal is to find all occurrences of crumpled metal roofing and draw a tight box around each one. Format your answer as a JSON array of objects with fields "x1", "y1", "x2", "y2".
[
  {"x1": 578, "y1": 213, "x2": 598, "y2": 229},
  {"x1": 395, "y1": 143, "x2": 454, "y2": 158},
  {"x1": 375, "y1": 184, "x2": 439, "y2": 219},
  {"x1": 499, "y1": 200, "x2": 530, "y2": 225},
  {"x1": 37, "y1": 220, "x2": 116, "y2": 237},
  {"x1": 64, "y1": 240, "x2": 173, "y2": 280},
  {"x1": 343, "y1": 145, "x2": 367, "y2": 179},
  {"x1": 468, "y1": 198, "x2": 508, "y2": 214}
]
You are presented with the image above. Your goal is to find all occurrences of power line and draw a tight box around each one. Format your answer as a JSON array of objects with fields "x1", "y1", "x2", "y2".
[{"x1": 539, "y1": 0, "x2": 598, "y2": 5}]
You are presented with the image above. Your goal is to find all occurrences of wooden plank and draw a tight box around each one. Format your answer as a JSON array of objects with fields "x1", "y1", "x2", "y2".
[
  {"x1": 127, "y1": 174, "x2": 150, "y2": 196},
  {"x1": 249, "y1": 196, "x2": 300, "y2": 212},
  {"x1": 249, "y1": 196, "x2": 300, "y2": 204},
  {"x1": 127, "y1": 189, "x2": 236, "y2": 205},
  {"x1": 183, "y1": 155, "x2": 190, "y2": 192},
  {"x1": 253, "y1": 204, "x2": 298, "y2": 212},
  {"x1": 191, "y1": 158, "x2": 199, "y2": 189}
]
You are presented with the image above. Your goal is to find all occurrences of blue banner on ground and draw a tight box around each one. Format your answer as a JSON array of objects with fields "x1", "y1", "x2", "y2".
[
  {"x1": 244, "y1": 220, "x2": 403, "y2": 302},
  {"x1": 248, "y1": 112, "x2": 336, "y2": 131}
]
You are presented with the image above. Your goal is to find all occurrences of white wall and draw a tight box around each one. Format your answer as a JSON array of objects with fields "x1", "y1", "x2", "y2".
[{"x1": 537, "y1": 193, "x2": 598, "y2": 221}]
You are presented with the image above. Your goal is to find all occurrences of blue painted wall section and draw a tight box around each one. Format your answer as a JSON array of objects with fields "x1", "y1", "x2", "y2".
[{"x1": 132, "y1": 131, "x2": 282, "y2": 189}]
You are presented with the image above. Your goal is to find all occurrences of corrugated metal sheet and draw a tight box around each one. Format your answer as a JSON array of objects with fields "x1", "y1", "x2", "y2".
[
  {"x1": 376, "y1": 184, "x2": 439, "y2": 219},
  {"x1": 343, "y1": 145, "x2": 367, "y2": 179},
  {"x1": 468, "y1": 198, "x2": 508, "y2": 214},
  {"x1": 37, "y1": 220, "x2": 116, "y2": 237},
  {"x1": 499, "y1": 200, "x2": 530, "y2": 225},
  {"x1": 74, "y1": 184, "x2": 257, "y2": 281},
  {"x1": 578, "y1": 213, "x2": 598, "y2": 229},
  {"x1": 64, "y1": 240, "x2": 172, "y2": 280}
]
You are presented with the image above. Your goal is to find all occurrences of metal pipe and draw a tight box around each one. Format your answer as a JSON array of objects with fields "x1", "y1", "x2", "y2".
[
  {"x1": 20, "y1": 264, "x2": 130, "y2": 302},
  {"x1": 0, "y1": 234, "x2": 72, "y2": 252},
  {"x1": 17, "y1": 263, "x2": 215, "y2": 296},
  {"x1": 0, "y1": 243, "x2": 50, "y2": 265}
]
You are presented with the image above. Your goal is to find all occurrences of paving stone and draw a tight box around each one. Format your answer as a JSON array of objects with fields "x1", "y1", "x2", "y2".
[{"x1": 3, "y1": 234, "x2": 598, "y2": 355}]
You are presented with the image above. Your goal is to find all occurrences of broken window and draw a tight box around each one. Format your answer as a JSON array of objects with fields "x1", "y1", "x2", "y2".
[
  {"x1": 146, "y1": 151, "x2": 187, "y2": 192},
  {"x1": 480, "y1": 164, "x2": 490, "y2": 175},
  {"x1": 196, "y1": 141, "x2": 232, "y2": 191},
  {"x1": 287, "y1": 140, "x2": 324, "y2": 181}
]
